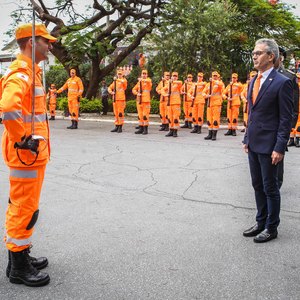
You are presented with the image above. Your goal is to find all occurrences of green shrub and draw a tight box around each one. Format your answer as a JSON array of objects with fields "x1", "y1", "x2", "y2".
[
  {"x1": 57, "y1": 97, "x2": 102, "y2": 113},
  {"x1": 125, "y1": 100, "x2": 137, "y2": 113}
]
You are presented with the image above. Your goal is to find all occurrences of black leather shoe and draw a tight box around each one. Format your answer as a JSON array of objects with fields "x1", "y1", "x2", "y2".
[
  {"x1": 254, "y1": 229, "x2": 278, "y2": 243},
  {"x1": 243, "y1": 223, "x2": 264, "y2": 237}
]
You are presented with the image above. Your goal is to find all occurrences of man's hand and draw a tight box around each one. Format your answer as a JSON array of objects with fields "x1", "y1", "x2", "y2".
[
  {"x1": 14, "y1": 135, "x2": 39, "y2": 153},
  {"x1": 271, "y1": 151, "x2": 284, "y2": 165},
  {"x1": 243, "y1": 143, "x2": 248, "y2": 153}
]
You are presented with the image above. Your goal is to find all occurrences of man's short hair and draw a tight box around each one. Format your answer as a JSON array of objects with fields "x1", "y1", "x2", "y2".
[{"x1": 255, "y1": 38, "x2": 279, "y2": 63}]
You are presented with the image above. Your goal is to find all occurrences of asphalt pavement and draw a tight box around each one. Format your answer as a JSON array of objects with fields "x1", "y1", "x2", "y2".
[{"x1": 0, "y1": 117, "x2": 299, "y2": 300}]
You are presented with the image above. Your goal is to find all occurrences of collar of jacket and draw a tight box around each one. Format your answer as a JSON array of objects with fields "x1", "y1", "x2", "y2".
[{"x1": 16, "y1": 53, "x2": 41, "y2": 75}]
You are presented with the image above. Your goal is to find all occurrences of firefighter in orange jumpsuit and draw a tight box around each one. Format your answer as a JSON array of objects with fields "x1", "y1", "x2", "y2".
[
  {"x1": 223, "y1": 73, "x2": 244, "y2": 136},
  {"x1": 289, "y1": 74, "x2": 300, "y2": 147},
  {"x1": 161, "y1": 72, "x2": 182, "y2": 137},
  {"x1": 139, "y1": 53, "x2": 146, "y2": 69},
  {"x1": 189, "y1": 72, "x2": 207, "y2": 134},
  {"x1": 181, "y1": 74, "x2": 194, "y2": 129},
  {"x1": 240, "y1": 71, "x2": 257, "y2": 132},
  {"x1": 46, "y1": 84, "x2": 57, "y2": 120},
  {"x1": 57, "y1": 68, "x2": 84, "y2": 129},
  {"x1": 132, "y1": 70, "x2": 152, "y2": 135},
  {"x1": 108, "y1": 70, "x2": 128, "y2": 133},
  {"x1": 156, "y1": 72, "x2": 170, "y2": 131},
  {"x1": 0, "y1": 23, "x2": 56, "y2": 287},
  {"x1": 202, "y1": 71, "x2": 225, "y2": 140}
]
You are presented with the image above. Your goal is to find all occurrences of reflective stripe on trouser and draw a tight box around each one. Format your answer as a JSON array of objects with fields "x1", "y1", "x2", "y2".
[
  {"x1": 167, "y1": 104, "x2": 181, "y2": 130},
  {"x1": 192, "y1": 103, "x2": 204, "y2": 126},
  {"x1": 68, "y1": 97, "x2": 79, "y2": 121},
  {"x1": 113, "y1": 101, "x2": 126, "y2": 125},
  {"x1": 49, "y1": 103, "x2": 56, "y2": 116},
  {"x1": 207, "y1": 105, "x2": 222, "y2": 130},
  {"x1": 183, "y1": 101, "x2": 193, "y2": 122},
  {"x1": 226, "y1": 105, "x2": 240, "y2": 129},
  {"x1": 5, "y1": 165, "x2": 46, "y2": 252},
  {"x1": 159, "y1": 101, "x2": 168, "y2": 124},
  {"x1": 138, "y1": 102, "x2": 151, "y2": 126}
]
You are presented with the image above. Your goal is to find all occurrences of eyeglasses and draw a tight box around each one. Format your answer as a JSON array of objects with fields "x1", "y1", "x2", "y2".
[{"x1": 251, "y1": 51, "x2": 270, "y2": 57}]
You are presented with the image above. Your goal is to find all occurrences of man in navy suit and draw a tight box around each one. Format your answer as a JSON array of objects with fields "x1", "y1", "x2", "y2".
[{"x1": 242, "y1": 39, "x2": 293, "y2": 243}]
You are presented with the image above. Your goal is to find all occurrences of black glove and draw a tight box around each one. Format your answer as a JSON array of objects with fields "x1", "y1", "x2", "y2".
[
  {"x1": 78, "y1": 96, "x2": 81, "y2": 102},
  {"x1": 14, "y1": 135, "x2": 39, "y2": 153}
]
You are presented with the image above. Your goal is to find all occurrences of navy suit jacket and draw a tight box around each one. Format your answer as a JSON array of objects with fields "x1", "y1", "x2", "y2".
[{"x1": 243, "y1": 68, "x2": 293, "y2": 154}]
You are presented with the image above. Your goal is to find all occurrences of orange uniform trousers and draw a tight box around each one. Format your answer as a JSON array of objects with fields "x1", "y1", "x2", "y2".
[
  {"x1": 159, "y1": 101, "x2": 168, "y2": 125},
  {"x1": 113, "y1": 100, "x2": 126, "y2": 125},
  {"x1": 207, "y1": 105, "x2": 222, "y2": 130},
  {"x1": 68, "y1": 96, "x2": 79, "y2": 121},
  {"x1": 5, "y1": 165, "x2": 46, "y2": 252},
  {"x1": 49, "y1": 101, "x2": 56, "y2": 117},
  {"x1": 291, "y1": 116, "x2": 300, "y2": 137},
  {"x1": 243, "y1": 102, "x2": 248, "y2": 127},
  {"x1": 192, "y1": 103, "x2": 205, "y2": 126},
  {"x1": 137, "y1": 102, "x2": 151, "y2": 126},
  {"x1": 226, "y1": 104, "x2": 240, "y2": 130},
  {"x1": 167, "y1": 104, "x2": 181, "y2": 130},
  {"x1": 183, "y1": 100, "x2": 193, "y2": 122}
]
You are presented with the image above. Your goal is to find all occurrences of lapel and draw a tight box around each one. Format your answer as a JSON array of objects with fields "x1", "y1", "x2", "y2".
[{"x1": 253, "y1": 68, "x2": 277, "y2": 107}]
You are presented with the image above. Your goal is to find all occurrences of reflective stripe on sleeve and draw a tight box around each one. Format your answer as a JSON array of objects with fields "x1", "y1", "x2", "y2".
[
  {"x1": 22, "y1": 114, "x2": 47, "y2": 123},
  {"x1": 35, "y1": 87, "x2": 45, "y2": 96},
  {"x1": 10, "y1": 169, "x2": 38, "y2": 179},
  {"x1": 3, "y1": 110, "x2": 22, "y2": 121},
  {"x1": 6, "y1": 234, "x2": 31, "y2": 247}
]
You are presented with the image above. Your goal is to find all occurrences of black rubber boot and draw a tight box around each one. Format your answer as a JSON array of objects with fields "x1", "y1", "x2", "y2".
[
  {"x1": 181, "y1": 121, "x2": 189, "y2": 128},
  {"x1": 204, "y1": 130, "x2": 213, "y2": 140},
  {"x1": 67, "y1": 120, "x2": 74, "y2": 129},
  {"x1": 232, "y1": 129, "x2": 236, "y2": 136},
  {"x1": 135, "y1": 126, "x2": 144, "y2": 134},
  {"x1": 9, "y1": 249, "x2": 50, "y2": 287},
  {"x1": 173, "y1": 129, "x2": 178, "y2": 137},
  {"x1": 164, "y1": 124, "x2": 169, "y2": 131},
  {"x1": 287, "y1": 137, "x2": 295, "y2": 147},
  {"x1": 6, "y1": 249, "x2": 48, "y2": 278},
  {"x1": 241, "y1": 128, "x2": 245, "y2": 133},
  {"x1": 159, "y1": 124, "x2": 166, "y2": 131},
  {"x1": 190, "y1": 125, "x2": 198, "y2": 133},
  {"x1": 142, "y1": 126, "x2": 148, "y2": 135},
  {"x1": 224, "y1": 129, "x2": 232, "y2": 136},
  {"x1": 212, "y1": 130, "x2": 217, "y2": 141},
  {"x1": 135, "y1": 125, "x2": 140, "y2": 129},
  {"x1": 197, "y1": 126, "x2": 202, "y2": 134},
  {"x1": 188, "y1": 121, "x2": 193, "y2": 129},
  {"x1": 165, "y1": 129, "x2": 174, "y2": 137},
  {"x1": 49, "y1": 116, "x2": 55, "y2": 120},
  {"x1": 111, "y1": 125, "x2": 119, "y2": 132},
  {"x1": 295, "y1": 137, "x2": 300, "y2": 147},
  {"x1": 117, "y1": 125, "x2": 123, "y2": 133},
  {"x1": 73, "y1": 121, "x2": 78, "y2": 129}
]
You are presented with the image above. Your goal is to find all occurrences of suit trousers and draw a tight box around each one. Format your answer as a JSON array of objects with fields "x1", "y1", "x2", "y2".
[{"x1": 248, "y1": 150, "x2": 281, "y2": 232}]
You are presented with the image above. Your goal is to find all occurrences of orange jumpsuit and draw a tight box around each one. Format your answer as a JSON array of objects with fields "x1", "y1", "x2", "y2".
[
  {"x1": 223, "y1": 82, "x2": 243, "y2": 130},
  {"x1": 57, "y1": 76, "x2": 84, "y2": 121},
  {"x1": 132, "y1": 78, "x2": 152, "y2": 127},
  {"x1": 189, "y1": 81, "x2": 207, "y2": 127},
  {"x1": 162, "y1": 81, "x2": 183, "y2": 130},
  {"x1": 1, "y1": 53, "x2": 50, "y2": 252},
  {"x1": 203, "y1": 80, "x2": 225, "y2": 130},
  {"x1": 241, "y1": 82, "x2": 250, "y2": 127},
  {"x1": 108, "y1": 78, "x2": 127, "y2": 126},
  {"x1": 156, "y1": 80, "x2": 169, "y2": 125},
  {"x1": 181, "y1": 82, "x2": 194, "y2": 123},
  {"x1": 291, "y1": 82, "x2": 300, "y2": 138},
  {"x1": 47, "y1": 88, "x2": 57, "y2": 117}
]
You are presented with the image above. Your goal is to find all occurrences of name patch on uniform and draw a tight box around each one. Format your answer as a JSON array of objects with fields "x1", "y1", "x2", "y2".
[{"x1": 16, "y1": 73, "x2": 29, "y2": 82}]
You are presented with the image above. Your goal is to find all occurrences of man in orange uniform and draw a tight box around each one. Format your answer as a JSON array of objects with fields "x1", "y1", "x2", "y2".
[
  {"x1": 108, "y1": 70, "x2": 128, "y2": 133},
  {"x1": 156, "y1": 72, "x2": 170, "y2": 131},
  {"x1": 203, "y1": 71, "x2": 225, "y2": 140},
  {"x1": 290, "y1": 73, "x2": 300, "y2": 147},
  {"x1": 162, "y1": 72, "x2": 182, "y2": 137},
  {"x1": 139, "y1": 53, "x2": 146, "y2": 69},
  {"x1": 240, "y1": 71, "x2": 257, "y2": 132},
  {"x1": 57, "y1": 68, "x2": 84, "y2": 129},
  {"x1": 46, "y1": 83, "x2": 57, "y2": 120},
  {"x1": 223, "y1": 73, "x2": 244, "y2": 136},
  {"x1": 180, "y1": 74, "x2": 194, "y2": 129},
  {"x1": 0, "y1": 23, "x2": 56, "y2": 287},
  {"x1": 189, "y1": 72, "x2": 207, "y2": 134},
  {"x1": 132, "y1": 70, "x2": 152, "y2": 135}
]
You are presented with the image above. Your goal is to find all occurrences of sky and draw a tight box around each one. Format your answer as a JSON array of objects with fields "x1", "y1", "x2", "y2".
[{"x1": 0, "y1": 0, "x2": 300, "y2": 50}]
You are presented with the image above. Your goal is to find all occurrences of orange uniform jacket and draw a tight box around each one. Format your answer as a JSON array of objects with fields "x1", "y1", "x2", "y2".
[
  {"x1": 188, "y1": 81, "x2": 207, "y2": 104},
  {"x1": 156, "y1": 80, "x2": 169, "y2": 102},
  {"x1": 162, "y1": 81, "x2": 183, "y2": 105},
  {"x1": 223, "y1": 82, "x2": 244, "y2": 106},
  {"x1": 203, "y1": 80, "x2": 225, "y2": 106},
  {"x1": 58, "y1": 76, "x2": 84, "y2": 99},
  {"x1": 181, "y1": 82, "x2": 194, "y2": 102},
  {"x1": 1, "y1": 54, "x2": 50, "y2": 168},
  {"x1": 132, "y1": 78, "x2": 152, "y2": 102},
  {"x1": 108, "y1": 78, "x2": 127, "y2": 100}
]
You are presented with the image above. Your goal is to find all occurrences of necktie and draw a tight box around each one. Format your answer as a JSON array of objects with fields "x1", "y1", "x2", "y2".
[{"x1": 252, "y1": 74, "x2": 262, "y2": 103}]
